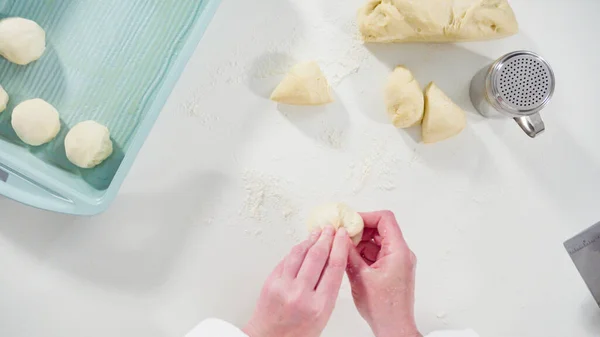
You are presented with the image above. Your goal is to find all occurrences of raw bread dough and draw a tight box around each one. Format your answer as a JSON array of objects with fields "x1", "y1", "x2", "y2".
[
  {"x1": 0, "y1": 17, "x2": 46, "y2": 65},
  {"x1": 12, "y1": 99, "x2": 60, "y2": 146},
  {"x1": 271, "y1": 61, "x2": 333, "y2": 106},
  {"x1": 0, "y1": 86, "x2": 8, "y2": 113},
  {"x1": 422, "y1": 82, "x2": 466, "y2": 144},
  {"x1": 358, "y1": 0, "x2": 519, "y2": 43},
  {"x1": 307, "y1": 203, "x2": 364, "y2": 245},
  {"x1": 64, "y1": 121, "x2": 113, "y2": 169},
  {"x1": 385, "y1": 66, "x2": 424, "y2": 128}
]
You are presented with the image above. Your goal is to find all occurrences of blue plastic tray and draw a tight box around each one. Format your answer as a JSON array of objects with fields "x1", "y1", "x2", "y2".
[{"x1": 0, "y1": 0, "x2": 220, "y2": 215}]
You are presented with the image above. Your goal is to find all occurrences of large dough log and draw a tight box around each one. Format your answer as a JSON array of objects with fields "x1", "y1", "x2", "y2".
[{"x1": 358, "y1": 0, "x2": 518, "y2": 43}]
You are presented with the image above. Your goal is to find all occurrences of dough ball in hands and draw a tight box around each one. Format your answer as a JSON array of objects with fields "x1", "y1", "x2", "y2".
[
  {"x1": 11, "y1": 99, "x2": 60, "y2": 146},
  {"x1": 270, "y1": 61, "x2": 333, "y2": 106},
  {"x1": 358, "y1": 0, "x2": 518, "y2": 43},
  {"x1": 0, "y1": 86, "x2": 8, "y2": 113},
  {"x1": 0, "y1": 17, "x2": 46, "y2": 65},
  {"x1": 385, "y1": 66, "x2": 424, "y2": 128},
  {"x1": 307, "y1": 203, "x2": 364, "y2": 245},
  {"x1": 65, "y1": 121, "x2": 113, "y2": 169},
  {"x1": 422, "y1": 82, "x2": 466, "y2": 144}
]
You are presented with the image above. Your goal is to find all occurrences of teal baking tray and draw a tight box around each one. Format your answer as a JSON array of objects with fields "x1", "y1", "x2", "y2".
[{"x1": 0, "y1": 0, "x2": 220, "y2": 215}]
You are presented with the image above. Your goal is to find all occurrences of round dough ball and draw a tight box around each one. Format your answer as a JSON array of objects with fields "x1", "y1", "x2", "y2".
[
  {"x1": 65, "y1": 121, "x2": 113, "y2": 169},
  {"x1": 11, "y1": 98, "x2": 60, "y2": 146},
  {"x1": 385, "y1": 66, "x2": 424, "y2": 128},
  {"x1": 0, "y1": 17, "x2": 46, "y2": 65},
  {"x1": 0, "y1": 85, "x2": 8, "y2": 113},
  {"x1": 307, "y1": 203, "x2": 364, "y2": 245}
]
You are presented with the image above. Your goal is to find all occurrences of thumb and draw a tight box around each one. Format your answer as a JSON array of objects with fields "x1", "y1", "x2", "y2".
[{"x1": 346, "y1": 246, "x2": 367, "y2": 280}]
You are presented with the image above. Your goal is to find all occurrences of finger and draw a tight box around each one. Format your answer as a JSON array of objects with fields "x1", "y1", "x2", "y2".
[
  {"x1": 282, "y1": 230, "x2": 321, "y2": 280},
  {"x1": 357, "y1": 240, "x2": 380, "y2": 265},
  {"x1": 359, "y1": 211, "x2": 403, "y2": 236},
  {"x1": 347, "y1": 244, "x2": 368, "y2": 274},
  {"x1": 360, "y1": 228, "x2": 378, "y2": 242},
  {"x1": 359, "y1": 211, "x2": 407, "y2": 255},
  {"x1": 317, "y1": 228, "x2": 351, "y2": 297},
  {"x1": 297, "y1": 226, "x2": 336, "y2": 288}
]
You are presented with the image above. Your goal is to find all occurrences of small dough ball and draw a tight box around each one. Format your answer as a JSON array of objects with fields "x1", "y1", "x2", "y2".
[
  {"x1": 0, "y1": 17, "x2": 46, "y2": 65},
  {"x1": 271, "y1": 61, "x2": 333, "y2": 106},
  {"x1": 0, "y1": 85, "x2": 8, "y2": 113},
  {"x1": 65, "y1": 121, "x2": 113, "y2": 169},
  {"x1": 422, "y1": 82, "x2": 466, "y2": 144},
  {"x1": 12, "y1": 98, "x2": 60, "y2": 146},
  {"x1": 307, "y1": 203, "x2": 364, "y2": 245},
  {"x1": 385, "y1": 66, "x2": 424, "y2": 128},
  {"x1": 358, "y1": 0, "x2": 518, "y2": 43}
]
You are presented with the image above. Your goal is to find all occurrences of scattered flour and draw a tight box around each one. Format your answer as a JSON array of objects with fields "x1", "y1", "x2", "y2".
[
  {"x1": 240, "y1": 169, "x2": 306, "y2": 244},
  {"x1": 251, "y1": 51, "x2": 299, "y2": 80},
  {"x1": 343, "y1": 134, "x2": 422, "y2": 193},
  {"x1": 241, "y1": 169, "x2": 298, "y2": 222},
  {"x1": 249, "y1": 21, "x2": 368, "y2": 87},
  {"x1": 346, "y1": 136, "x2": 388, "y2": 193},
  {"x1": 181, "y1": 0, "x2": 370, "y2": 114},
  {"x1": 180, "y1": 94, "x2": 219, "y2": 127},
  {"x1": 323, "y1": 22, "x2": 369, "y2": 85},
  {"x1": 321, "y1": 127, "x2": 345, "y2": 149}
]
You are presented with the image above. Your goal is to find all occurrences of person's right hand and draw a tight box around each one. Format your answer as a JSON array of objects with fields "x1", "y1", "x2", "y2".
[
  {"x1": 243, "y1": 226, "x2": 352, "y2": 337},
  {"x1": 346, "y1": 211, "x2": 422, "y2": 337}
]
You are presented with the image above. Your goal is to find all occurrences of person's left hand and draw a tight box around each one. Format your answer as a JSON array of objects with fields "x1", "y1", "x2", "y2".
[{"x1": 243, "y1": 226, "x2": 352, "y2": 337}]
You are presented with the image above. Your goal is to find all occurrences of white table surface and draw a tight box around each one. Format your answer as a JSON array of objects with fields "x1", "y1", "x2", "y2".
[{"x1": 1, "y1": 0, "x2": 600, "y2": 336}]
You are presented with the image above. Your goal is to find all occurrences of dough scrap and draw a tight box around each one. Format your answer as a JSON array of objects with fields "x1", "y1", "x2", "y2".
[
  {"x1": 307, "y1": 203, "x2": 364, "y2": 245},
  {"x1": 0, "y1": 17, "x2": 46, "y2": 65},
  {"x1": 422, "y1": 82, "x2": 466, "y2": 144},
  {"x1": 0, "y1": 86, "x2": 8, "y2": 113},
  {"x1": 385, "y1": 66, "x2": 424, "y2": 128},
  {"x1": 12, "y1": 99, "x2": 60, "y2": 146},
  {"x1": 358, "y1": 0, "x2": 519, "y2": 43},
  {"x1": 271, "y1": 61, "x2": 333, "y2": 106},
  {"x1": 65, "y1": 121, "x2": 113, "y2": 169}
]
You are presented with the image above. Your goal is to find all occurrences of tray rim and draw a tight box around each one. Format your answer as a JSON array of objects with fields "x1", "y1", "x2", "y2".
[{"x1": 0, "y1": 0, "x2": 223, "y2": 215}]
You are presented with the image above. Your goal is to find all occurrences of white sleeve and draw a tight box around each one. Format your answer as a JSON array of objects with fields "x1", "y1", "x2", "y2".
[
  {"x1": 425, "y1": 329, "x2": 479, "y2": 337},
  {"x1": 184, "y1": 319, "x2": 478, "y2": 337},
  {"x1": 185, "y1": 318, "x2": 247, "y2": 337}
]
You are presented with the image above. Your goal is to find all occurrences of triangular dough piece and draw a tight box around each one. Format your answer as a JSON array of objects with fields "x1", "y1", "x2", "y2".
[
  {"x1": 385, "y1": 66, "x2": 424, "y2": 128},
  {"x1": 358, "y1": 0, "x2": 519, "y2": 43},
  {"x1": 271, "y1": 61, "x2": 333, "y2": 106},
  {"x1": 422, "y1": 82, "x2": 466, "y2": 144}
]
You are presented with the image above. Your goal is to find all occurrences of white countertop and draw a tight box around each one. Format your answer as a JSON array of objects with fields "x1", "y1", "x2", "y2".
[{"x1": 1, "y1": 0, "x2": 599, "y2": 336}]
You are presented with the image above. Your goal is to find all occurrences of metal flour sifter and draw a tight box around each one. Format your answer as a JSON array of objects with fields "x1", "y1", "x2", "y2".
[{"x1": 470, "y1": 51, "x2": 556, "y2": 138}]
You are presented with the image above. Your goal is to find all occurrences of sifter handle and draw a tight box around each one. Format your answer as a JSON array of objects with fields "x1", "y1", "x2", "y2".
[{"x1": 514, "y1": 113, "x2": 545, "y2": 138}]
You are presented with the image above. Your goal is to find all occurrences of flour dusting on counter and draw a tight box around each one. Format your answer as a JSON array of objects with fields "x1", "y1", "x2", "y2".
[
  {"x1": 321, "y1": 127, "x2": 345, "y2": 149},
  {"x1": 179, "y1": 94, "x2": 220, "y2": 128},
  {"x1": 241, "y1": 170, "x2": 298, "y2": 222},
  {"x1": 182, "y1": 0, "x2": 370, "y2": 113},
  {"x1": 344, "y1": 134, "x2": 411, "y2": 193}
]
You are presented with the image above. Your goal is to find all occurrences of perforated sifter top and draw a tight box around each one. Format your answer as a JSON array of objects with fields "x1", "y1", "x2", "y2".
[{"x1": 489, "y1": 51, "x2": 555, "y2": 116}]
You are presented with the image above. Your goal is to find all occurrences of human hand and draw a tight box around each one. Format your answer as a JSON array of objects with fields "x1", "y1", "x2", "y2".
[
  {"x1": 243, "y1": 226, "x2": 352, "y2": 337},
  {"x1": 346, "y1": 211, "x2": 421, "y2": 337}
]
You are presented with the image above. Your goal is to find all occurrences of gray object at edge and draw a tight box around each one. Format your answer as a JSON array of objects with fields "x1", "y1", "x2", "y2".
[
  {"x1": 470, "y1": 50, "x2": 555, "y2": 138},
  {"x1": 564, "y1": 221, "x2": 600, "y2": 306}
]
